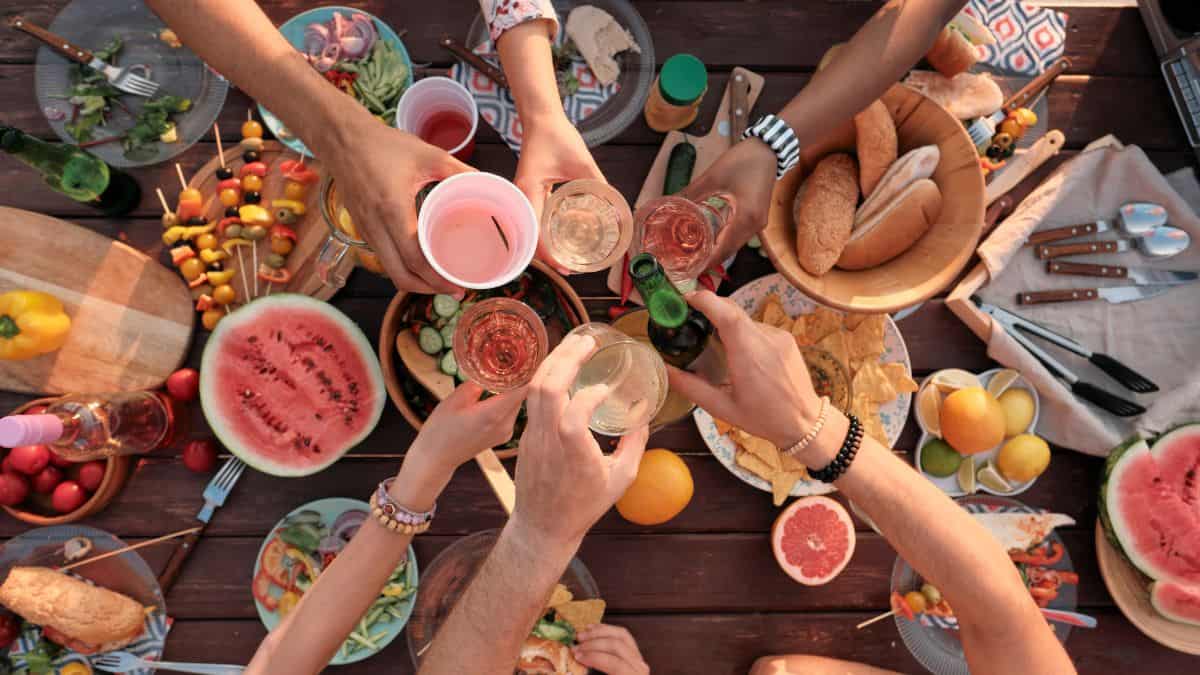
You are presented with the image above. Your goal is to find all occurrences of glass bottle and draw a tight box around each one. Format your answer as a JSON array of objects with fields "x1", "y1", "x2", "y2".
[
  {"x1": 0, "y1": 125, "x2": 141, "y2": 216},
  {"x1": 629, "y1": 253, "x2": 713, "y2": 369},
  {"x1": 643, "y1": 54, "x2": 708, "y2": 132},
  {"x1": 0, "y1": 392, "x2": 174, "y2": 462}
]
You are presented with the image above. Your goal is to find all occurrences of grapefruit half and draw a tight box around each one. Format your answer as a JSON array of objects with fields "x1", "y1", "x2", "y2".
[{"x1": 770, "y1": 496, "x2": 856, "y2": 586}]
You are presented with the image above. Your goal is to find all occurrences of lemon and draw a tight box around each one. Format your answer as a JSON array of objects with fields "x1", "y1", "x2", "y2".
[
  {"x1": 916, "y1": 384, "x2": 942, "y2": 436},
  {"x1": 996, "y1": 434, "x2": 1051, "y2": 483},
  {"x1": 929, "y1": 369, "x2": 981, "y2": 394},
  {"x1": 920, "y1": 438, "x2": 962, "y2": 477},
  {"x1": 957, "y1": 455, "x2": 977, "y2": 494},
  {"x1": 977, "y1": 461, "x2": 1014, "y2": 493},
  {"x1": 997, "y1": 388, "x2": 1036, "y2": 437},
  {"x1": 986, "y1": 369, "x2": 1020, "y2": 398}
]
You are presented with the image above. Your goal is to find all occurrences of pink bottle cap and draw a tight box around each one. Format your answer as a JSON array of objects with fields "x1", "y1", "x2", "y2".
[{"x1": 0, "y1": 414, "x2": 63, "y2": 448}]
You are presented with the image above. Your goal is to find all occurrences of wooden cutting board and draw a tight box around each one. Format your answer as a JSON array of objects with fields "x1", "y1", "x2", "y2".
[{"x1": 0, "y1": 207, "x2": 194, "y2": 395}]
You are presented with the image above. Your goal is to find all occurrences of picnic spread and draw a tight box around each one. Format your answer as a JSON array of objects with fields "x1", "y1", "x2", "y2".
[{"x1": 1, "y1": 1, "x2": 1199, "y2": 673}]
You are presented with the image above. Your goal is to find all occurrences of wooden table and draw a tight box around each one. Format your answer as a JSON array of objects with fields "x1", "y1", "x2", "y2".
[{"x1": 1, "y1": 2, "x2": 1196, "y2": 672}]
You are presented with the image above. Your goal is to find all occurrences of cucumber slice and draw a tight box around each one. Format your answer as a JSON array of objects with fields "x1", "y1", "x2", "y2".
[
  {"x1": 432, "y1": 294, "x2": 460, "y2": 318},
  {"x1": 418, "y1": 326, "x2": 443, "y2": 354},
  {"x1": 455, "y1": 369, "x2": 467, "y2": 383},
  {"x1": 439, "y1": 323, "x2": 456, "y2": 347},
  {"x1": 440, "y1": 350, "x2": 458, "y2": 376}
]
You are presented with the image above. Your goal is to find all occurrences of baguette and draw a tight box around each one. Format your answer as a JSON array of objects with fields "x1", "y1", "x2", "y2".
[
  {"x1": 838, "y1": 179, "x2": 942, "y2": 270},
  {"x1": 855, "y1": 145, "x2": 941, "y2": 228},
  {"x1": 793, "y1": 153, "x2": 859, "y2": 276},
  {"x1": 0, "y1": 567, "x2": 145, "y2": 654},
  {"x1": 853, "y1": 100, "x2": 898, "y2": 197}
]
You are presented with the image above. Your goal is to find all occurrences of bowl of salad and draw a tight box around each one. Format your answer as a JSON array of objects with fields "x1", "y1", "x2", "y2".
[
  {"x1": 252, "y1": 497, "x2": 418, "y2": 665},
  {"x1": 263, "y1": 6, "x2": 414, "y2": 156}
]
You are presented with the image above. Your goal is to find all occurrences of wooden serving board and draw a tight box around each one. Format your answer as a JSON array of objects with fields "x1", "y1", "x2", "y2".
[
  {"x1": 186, "y1": 140, "x2": 355, "y2": 305},
  {"x1": 0, "y1": 207, "x2": 194, "y2": 395},
  {"x1": 607, "y1": 67, "x2": 765, "y2": 294}
]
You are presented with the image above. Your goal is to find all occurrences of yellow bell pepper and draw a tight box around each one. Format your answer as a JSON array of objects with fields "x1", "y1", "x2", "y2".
[
  {"x1": 59, "y1": 663, "x2": 93, "y2": 675},
  {"x1": 0, "y1": 290, "x2": 71, "y2": 360}
]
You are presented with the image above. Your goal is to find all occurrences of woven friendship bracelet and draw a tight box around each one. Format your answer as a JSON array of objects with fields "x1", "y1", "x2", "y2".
[
  {"x1": 809, "y1": 414, "x2": 863, "y2": 484},
  {"x1": 370, "y1": 478, "x2": 436, "y2": 535},
  {"x1": 783, "y1": 397, "x2": 831, "y2": 458}
]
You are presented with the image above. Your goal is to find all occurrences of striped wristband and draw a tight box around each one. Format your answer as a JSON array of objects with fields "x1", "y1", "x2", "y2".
[{"x1": 742, "y1": 113, "x2": 800, "y2": 179}]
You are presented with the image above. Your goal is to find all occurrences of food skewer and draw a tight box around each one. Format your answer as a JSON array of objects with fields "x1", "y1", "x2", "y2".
[
  {"x1": 57, "y1": 526, "x2": 203, "y2": 572},
  {"x1": 174, "y1": 162, "x2": 189, "y2": 191}
]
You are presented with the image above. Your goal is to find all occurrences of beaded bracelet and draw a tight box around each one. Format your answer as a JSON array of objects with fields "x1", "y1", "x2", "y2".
[
  {"x1": 783, "y1": 397, "x2": 831, "y2": 458},
  {"x1": 808, "y1": 414, "x2": 863, "y2": 483},
  {"x1": 369, "y1": 478, "x2": 436, "y2": 535}
]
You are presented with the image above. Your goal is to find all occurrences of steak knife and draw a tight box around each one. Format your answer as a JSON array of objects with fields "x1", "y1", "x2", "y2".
[
  {"x1": 1045, "y1": 261, "x2": 1199, "y2": 285},
  {"x1": 1017, "y1": 284, "x2": 1178, "y2": 305}
]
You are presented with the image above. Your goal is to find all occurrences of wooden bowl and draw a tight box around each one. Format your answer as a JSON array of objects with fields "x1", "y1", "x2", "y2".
[
  {"x1": 2, "y1": 398, "x2": 132, "y2": 526},
  {"x1": 379, "y1": 261, "x2": 589, "y2": 455},
  {"x1": 761, "y1": 84, "x2": 986, "y2": 313}
]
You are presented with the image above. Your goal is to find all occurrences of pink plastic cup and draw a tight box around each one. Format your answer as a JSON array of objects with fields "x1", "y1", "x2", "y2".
[
  {"x1": 395, "y1": 76, "x2": 479, "y2": 161},
  {"x1": 417, "y1": 172, "x2": 539, "y2": 290}
]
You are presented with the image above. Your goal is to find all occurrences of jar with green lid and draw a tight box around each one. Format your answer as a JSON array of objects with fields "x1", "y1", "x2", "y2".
[{"x1": 644, "y1": 54, "x2": 708, "y2": 133}]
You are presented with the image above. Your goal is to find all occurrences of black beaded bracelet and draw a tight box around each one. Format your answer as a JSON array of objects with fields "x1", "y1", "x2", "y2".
[{"x1": 809, "y1": 414, "x2": 863, "y2": 483}]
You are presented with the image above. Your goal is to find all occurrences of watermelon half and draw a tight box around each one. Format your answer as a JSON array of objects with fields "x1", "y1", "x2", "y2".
[
  {"x1": 1100, "y1": 427, "x2": 1200, "y2": 587},
  {"x1": 200, "y1": 295, "x2": 386, "y2": 476}
]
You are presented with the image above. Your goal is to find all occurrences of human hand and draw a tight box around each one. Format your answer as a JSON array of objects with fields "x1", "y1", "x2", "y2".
[
  {"x1": 404, "y1": 381, "x2": 526, "y2": 479},
  {"x1": 510, "y1": 334, "x2": 649, "y2": 551},
  {"x1": 679, "y1": 139, "x2": 776, "y2": 272},
  {"x1": 667, "y1": 291, "x2": 824, "y2": 458},
  {"x1": 321, "y1": 116, "x2": 473, "y2": 293},
  {"x1": 573, "y1": 624, "x2": 649, "y2": 675},
  {"x1": 514, "y1": 112, "x2": 604, "y2": 274}
]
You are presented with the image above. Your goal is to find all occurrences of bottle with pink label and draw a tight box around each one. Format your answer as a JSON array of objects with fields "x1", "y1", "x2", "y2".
[{"x1": 0, "y1": 391, "x2": 175, "y2": 463}]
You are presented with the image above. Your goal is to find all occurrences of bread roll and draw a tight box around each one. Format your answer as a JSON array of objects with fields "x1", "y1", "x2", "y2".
[
  {"x1": 903, "y1": 70, "x2": 1003, "y2": 120},
  {"x1": 925, "y1": 26, "x2": 978, "y2": 78},
  {"x1": 793, "y1": 153, "x2": 859, "y2": 276},
  {"x1": 837, "y1": 179, "x2": 942, "y2": 270},
  {"x1": 855, "y1": 145, "x2": 940, "y2": 227},
  {"x1": 0, "y1": 567, "x2": 146, "y2": 654},
  {"x1": 853, "y1": 100, "x2": 897, "y2": 197}
]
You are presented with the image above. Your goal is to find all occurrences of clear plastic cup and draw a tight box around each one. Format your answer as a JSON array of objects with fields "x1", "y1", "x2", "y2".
[
  {"x1": 417, "y1": 172, "x2": 539, "y2": 290},
  {"x1": 567, "y1": 323, "x2": 668, "y2": 436},
  {"x1": 395, "y1": 76, "x2": 479, "y2": 161}
]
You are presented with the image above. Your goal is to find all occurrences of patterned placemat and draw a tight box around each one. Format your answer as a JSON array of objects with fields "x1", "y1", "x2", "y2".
[{"x1": 964, "y1": 0, "x2": 1068, "y2": 75}]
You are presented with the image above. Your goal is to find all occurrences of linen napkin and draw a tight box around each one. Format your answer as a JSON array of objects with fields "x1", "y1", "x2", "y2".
[
  {"x1": 956, "y1": 143, "x2": 1200, "y2": 455},
  {"x1": 9, "y1": 609, "x2": 172, "y2": 674},
  {"x1": 963, "y1": 0, "x2": 1068, "y2": 75}
]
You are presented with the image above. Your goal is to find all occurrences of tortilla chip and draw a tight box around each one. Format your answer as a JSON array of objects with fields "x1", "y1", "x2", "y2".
[
  {"x1": 798, "y1": 307, "x2": 843, "y2": 346},
  {"x1": 862, "y1": 411, "x2": 889, "y2": 445},
  {"x1": 732, "y1": 430, "x2": 781, "y2": 471},
  {"x1": 846, "y1": 315, "x2": 887, "y2": 362},
  {"x1": 771, "y1": 470, "x2": 806, "y2": 506},
  {"x1": 850, "y1": 392, "x2": 877, "y2": 422},
  {"x1": 735, "y1": 450, "x2": 776, "y2": 480},
  {"x1": 547, "y1": 584, "x2": 574, "y2": 609},
  {"x1": 853, "y1": 360, "x2": 898, "y2": 403},
  {"x1": 817, "y1": 331, "x2": 850, "y2": 371},
  {"x1": 779, "y1": 449, "x2": 808, "y2": 475},
  {"x1": 556, "y1": 599, "x2": 606, "y2": 631},
  {"x1": 843, "y1": 313, "x2": 868, "y2": 330},
  {"x1": 713, "y1": 418, "x2": 734, "y2": 436},
  {"x1": 883, "y1": 362, "x2": 918, "y2": 394},
  {"x1": 760, "y1": 295, "x2": 789, "y2": 328}
]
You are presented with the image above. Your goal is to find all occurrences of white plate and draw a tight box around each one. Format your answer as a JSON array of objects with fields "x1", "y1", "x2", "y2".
[
  {"x1": 693, "y1": 273, "x2": 913, "y2": 499},
  {"x1": 913, "y1": 368, "x2": 1041, "y2": 497}
]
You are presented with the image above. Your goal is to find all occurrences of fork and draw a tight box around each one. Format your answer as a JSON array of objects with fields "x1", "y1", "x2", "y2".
[
  {"x1": 92, "y1": 651, "x2": 244, "y2": 674},
  {"x1": 10, "y1": 17, "x2": 160, "y2": 97},
  {"x1": 157, "y1": 457, "x2": 247, "y2": 591}
]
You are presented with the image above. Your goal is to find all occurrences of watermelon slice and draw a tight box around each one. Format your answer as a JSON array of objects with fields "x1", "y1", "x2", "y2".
[
  {"x1": 1149, "y1": 581, "x2": 1200, "y2": 627},
  {"x1": 200, "y1": 295, "x2": 385, "y2": 476},
  {"x1": 1151, "y1": 423, "x2": 1200, "y2": 517}
]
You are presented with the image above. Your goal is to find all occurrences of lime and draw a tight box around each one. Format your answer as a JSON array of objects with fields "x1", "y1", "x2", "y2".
[
  {"x1": 977, "y1": 461, "x2": 1014, "y2": 493},
  {"x1": 957, "y1": 455, "x2": 977, "y2": 494},
  {"x1": 920, "y1": 438, "x2": 962, "y2": 477}
]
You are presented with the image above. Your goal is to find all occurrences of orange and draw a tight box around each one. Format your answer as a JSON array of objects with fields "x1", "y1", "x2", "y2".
[
  {"x1": 939, "y1": 386, "x2": 1006, "y2": 455},
  {"x1": 616, "y1": 449, "x2": 694, "y2": 525}
]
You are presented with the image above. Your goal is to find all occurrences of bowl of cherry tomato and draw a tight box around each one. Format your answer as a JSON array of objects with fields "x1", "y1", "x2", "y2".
[{"x1": 0, "y1": 399, "x2": 132, "y2": 526}]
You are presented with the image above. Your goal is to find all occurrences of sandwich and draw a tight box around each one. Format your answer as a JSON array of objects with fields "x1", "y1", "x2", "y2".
[
  {"x1": 0, "y1": 567, "x2": 146, "y2": 654},
  {"x1": 925, "y1": 11, "x2": 994, "y2": 78},
  {"x1": 853, "y1": 100, "x2": 898, "y2": 197},
  {"x1": 517, "y1": 585, "x2": 606, "y2": 675},
  {"x1": 903, "y1": 70, "x2": 1003, "y2": 120},
  {"x1": 837, "y1": 179, "x2": 942, "y2": 270},
  {"x1": 517, "y1": 636, "x2": 587, "y2": 675},
  {"x1": 855, "y1": 145, "x2": 941, "y2": 228},
  {"x1": 793, "y1": 153, "x2": 859, "y2": 276}
]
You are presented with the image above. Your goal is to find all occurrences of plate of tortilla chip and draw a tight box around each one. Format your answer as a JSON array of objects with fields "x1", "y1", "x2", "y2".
[{"x1": 693, "y1": 274, "x2": 915, "y2": 504}]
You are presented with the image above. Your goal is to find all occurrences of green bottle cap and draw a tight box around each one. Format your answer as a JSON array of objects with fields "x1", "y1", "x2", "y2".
[{"x1": 658, "y1": 54, "x2": 707, "y2": 107}]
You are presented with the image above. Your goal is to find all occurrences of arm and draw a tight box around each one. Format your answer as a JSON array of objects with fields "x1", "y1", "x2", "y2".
[
  {"x1": 244, "y1": 383, "x2": 526, "y2": 675},
  {"x1": 683, "y1": 0, "x2": 968, "y2": 269},
  {"x1": 420, "y1": 334, "x2": 649, "y2": 674},
  {"x1": 668, "y1": 292, "x2": 1074, "y2": 675},
  {"x1": 144, "y1": 0, "x2": 468, "y2": 293}
]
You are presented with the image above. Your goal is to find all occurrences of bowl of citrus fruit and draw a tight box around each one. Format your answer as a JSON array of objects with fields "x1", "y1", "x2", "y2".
[{"x1": 913, "y1": 368, "x2": 1047, "y2": 497}]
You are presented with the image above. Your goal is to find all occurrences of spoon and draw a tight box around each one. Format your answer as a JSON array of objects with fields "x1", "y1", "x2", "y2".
[
  {"x1": 1028, "y1": 201, "x2": 1168, "y2": 246},
  {"x1": 1035, "y1": 225, "x2": 1190, "y2": 260}
]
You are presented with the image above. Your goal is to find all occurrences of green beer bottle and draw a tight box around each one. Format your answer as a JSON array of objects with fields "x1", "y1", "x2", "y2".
[
  {"x1": 629, "y1": 252, "x2": 713, "y2": 368},
  {"x1": 0, "y1": 125, "x2": 140, "y2": 216}
]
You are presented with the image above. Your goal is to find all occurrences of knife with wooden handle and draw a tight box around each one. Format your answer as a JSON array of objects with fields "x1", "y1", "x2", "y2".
[
  {"x1": 728, "y1": 69, "x2": 751, "y2": 144},
  {"x1": 1035, "y1": 240, "x2": 1121, "y2": 259},
  {"x1": 1046, "y1": 261, "x2": 1128, "y2": 278},
  {"x1": 440, "y1": 35, "x2": 508, "y2": 88},
  {"x1": 1002, "y1": 58, "x2": 1071, "y2": 112},
  {"x1": 1027, "y1": 221, "x2": 1108, "y2": 246},
  {"x1": 986, "y1": 130, "x2": 1065, "y2": 206},
  {"x1": 1018, "y1": 288, "x2": 1099, "y2": 304}
]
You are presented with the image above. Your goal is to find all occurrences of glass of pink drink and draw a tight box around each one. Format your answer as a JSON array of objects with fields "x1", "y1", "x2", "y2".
[
  {"x1": 453, "y1": 298, "x2": 549, "y2": 392},
  {"x1": 633, "y1": 195, "x2": 734, "y2": 283},
  {"x1": 418, "y1": 173, "x2": 539, "y2": 290}
]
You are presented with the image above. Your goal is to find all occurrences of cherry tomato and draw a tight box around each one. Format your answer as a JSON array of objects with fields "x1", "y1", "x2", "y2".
[
  {"x1": 283, "y1": 181, "x2": 306, "y2": 201},
  {"x1": 0, "y1": 613, "x2": 18, "y2": 649},
  {"x1": 51, "y1": 480, "x2": 87, "y2": 513},
  {"x1": 31, "y1": 465, "x2": 63, "y2": 494},
  {"x1": 179, "y1": 257, "x2": 206, "y2": 282},
  {"x1": 195, "y1": 233, "x2": 219, "y2": 251},
  {"x1": 242, "y1": 174, "x2": 264, "y2": 193},
  {"x1": 0, "y1": 473, "x2": 28, "y2": 506},
  {"x1": 183, "y1": 438, "x2": 219, "y2": 473},
  {"x1": 48, "y1": 448, "x2": 74, "y2": 468},
  {"x1": 219, "y1": 188, "x2": 240, "y2": 207},
  {"x1": 270, "y1": 236, "x2": 294, "y2": 256},
  {"x1": 180, "y1": 187, "x2": 203, "y2": 203},
  {"x1": 903, "y1": 590, "x2": 927, "y2": 614},
  {"x1": 242, "y1": 119, "x2": 263, "y2": 139},
  {"x1": 25, "y1": 405, "x2": 47, "y2": 414},
  {"x1": 166, "y1": 368, "x2": 200, "y2": 402},
  {"x1": 1, "y1": 455, "x2": 16, "y2": 475},
  {"x1": 76, "y1": 461, "x2": 106, "y2": 492},
  {"x1": 212, "y1": 284, "x2": 237, "y2": 306},
  {"x1": 8, "y1": 445, "x2": 51, "y2": 475},
  {"x1": 202, "y1": 308, "x2": 224, "y2": 331}
]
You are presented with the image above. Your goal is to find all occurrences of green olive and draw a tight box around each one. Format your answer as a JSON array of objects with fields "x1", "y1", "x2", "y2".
[
  {"x1": 992, "y1": 132, "x2": 1015, "y2": 150},
  {"x1": 920, "y1": 583, "x2": 942, "y2": 607},
  {"x1": 245, "y1": 225, "x2": 268, "y2": 240},
  {"x1": 224, "y1": 224, "x2": 243, "y2": 239},
  {"x1": 266, "y1": 253, "x2": 287, "y2": 269},
  {"x1": 275, "y1": 208, "x2": 299, "y2": 225}
]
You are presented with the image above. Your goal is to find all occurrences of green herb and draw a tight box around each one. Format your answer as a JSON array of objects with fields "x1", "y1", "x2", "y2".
[
  {"x1": 122, "y1": 94, "x2": 192, "y2": 158},
  {"x1": 279, "y1": 523, "x2": 322, "y2": 552},
  {"x1": 19, "y1": 632, "x2": 63, "y2": 675},
  {"x1": 351, "y1": 38, "x2": 409, "y2": 125},
  {"x1": 551, "y1": 40, "x2": 581, "y2": 98},
  {"x1": 532, "y1": 616, "x2": 576, "y2": 646}
]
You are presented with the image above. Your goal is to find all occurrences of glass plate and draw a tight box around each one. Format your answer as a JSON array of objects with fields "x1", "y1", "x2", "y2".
[
  {"x1": 890, "y1": 496, "x2": 1076, "y2": 675},
  {"x1": 466, "y1": 0, "x2": 656, "y2": 148},
  {"x1": 406, "y1": 529, "x2": 600, "y2": 668},
  {"x1": 33, "y1": 0, "x2": 229, "y2": 168}
]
